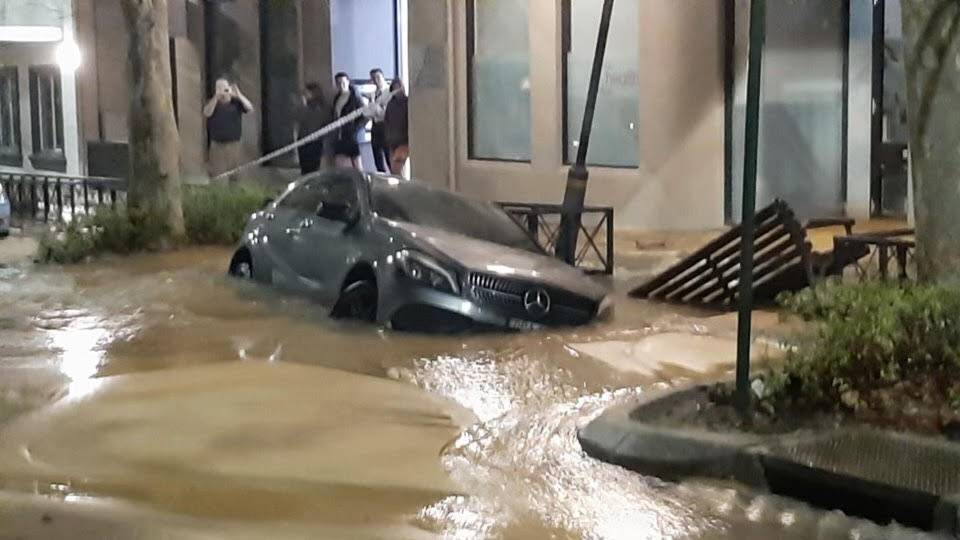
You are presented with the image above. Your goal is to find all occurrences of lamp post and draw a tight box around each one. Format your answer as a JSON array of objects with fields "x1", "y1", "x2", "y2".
[{"x1": 556, "y1": 0, "x2": 615, "y2": 265}]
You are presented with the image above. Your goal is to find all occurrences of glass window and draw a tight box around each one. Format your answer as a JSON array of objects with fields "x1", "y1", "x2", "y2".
[
  {"x1": 28, "y1": 66, "x2": 63, "y2": 155},
  {"x1": 279, "y1": 179, "x2": 326, "y2": 214},
  {"x1": 0, "y1": 67, "x2": 21, "y2": 165},
  {"x1": 467, "y1": 0, "x2": 531, "y2": 162},
  {"x1": 562, "y1": 0, "x2": 639, "y2": 167},
  {"x1": 730, "y1": 0, "x2": 846, "y2": 220},
  {"x1": 279, "y1": 173, "x2": 359, "y2": 215}
]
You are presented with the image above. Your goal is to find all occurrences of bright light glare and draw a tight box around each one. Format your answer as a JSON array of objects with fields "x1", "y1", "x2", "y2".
[{"x1": 56, "y1": 38, "x2": 82, "y2": 72}]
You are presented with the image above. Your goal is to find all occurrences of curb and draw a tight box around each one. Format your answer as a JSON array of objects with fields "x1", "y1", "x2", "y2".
[{"x1": 578, "y1": 383, "x2": 960, "y2": 533}]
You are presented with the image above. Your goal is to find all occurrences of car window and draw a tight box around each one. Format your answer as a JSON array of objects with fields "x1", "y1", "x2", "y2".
[
  {"x1": 278, "y1": 172, "x2": 358, "y2": 215},
  {"x1": 316, "y1": 172, "x2": 359, "y2": 210},
  {"x1": 278, "y1": 179, "x2": 324, "y2": 214},
  {"x1": 370, "y1": 176, "x2": 541, "y2": 252}
]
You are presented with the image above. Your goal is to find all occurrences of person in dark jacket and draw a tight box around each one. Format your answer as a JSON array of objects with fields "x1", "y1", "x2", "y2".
[
  {"x1": 367, "y1": 68, "x2": 392, "y2": 173},
  {"x1": 295, "y1": 82, "x2": 330, "y2": 175},
  {"x1": 331, "y1": 72, "x2": 365, "y2": 170},
  {"x1": 384, "y1": 79, "x2": 409, "y2": 176}
]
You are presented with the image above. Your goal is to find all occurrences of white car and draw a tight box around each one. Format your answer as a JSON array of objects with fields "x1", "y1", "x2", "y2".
[{"x1": 0, "y1": 185, "x2": 9, "y2": 237}]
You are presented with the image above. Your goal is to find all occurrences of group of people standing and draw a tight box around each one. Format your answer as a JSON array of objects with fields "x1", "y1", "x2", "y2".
[
  {"x1": 294, "y1": 68, "x2": 409, "y2": 176},
  {"x1": 203, "y1": 68, "x2": 409, "y2": 183}
]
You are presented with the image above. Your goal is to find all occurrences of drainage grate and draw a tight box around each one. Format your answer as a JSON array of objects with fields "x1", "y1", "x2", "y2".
[{"x1": 766, "y1": 430, "x2": 960, "y2": 497}]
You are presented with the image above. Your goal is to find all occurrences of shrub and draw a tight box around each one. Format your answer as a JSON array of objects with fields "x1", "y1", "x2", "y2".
[
  {"x1": 182, "y1": 185, "x2": 273, "y2": 245},
  {"x1": 36, "y1": 185, "x2": 275, "y2": 263},
  {"x1": 37, "y1": 220, "x2": 96, "y2": 264},
  {"x1": 91, "y1": 206, "x2": 168, "y2": 254},
  {"x1": 766, "y1": 280, "x2": 960, "y2": 411}
]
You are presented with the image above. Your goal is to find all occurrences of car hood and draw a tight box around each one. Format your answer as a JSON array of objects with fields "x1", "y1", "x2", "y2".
[{"x1": 389, "y1": 221, "x2": 609, "y2": 300}]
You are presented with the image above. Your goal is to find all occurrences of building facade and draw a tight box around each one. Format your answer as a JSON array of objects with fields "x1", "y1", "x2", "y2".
[
  {"x1": 408, "y1": 0, "x2": 910, "y2": 229},
  {"x1": 0, "y1": 0, "x2": 909, "y2": 231}
]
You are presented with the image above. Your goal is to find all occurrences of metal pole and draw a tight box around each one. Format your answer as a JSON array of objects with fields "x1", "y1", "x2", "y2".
[
  {"x1": 557, "y1": 0, "x2": 615, "y2": 264},
  {"x1": 735, "y1": 0, "x2": 766, "y2": 413}
]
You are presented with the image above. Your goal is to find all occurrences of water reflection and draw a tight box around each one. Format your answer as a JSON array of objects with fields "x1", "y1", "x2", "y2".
[{"x1": 45, "y1": 314, "x2": 109, "y2": 397}]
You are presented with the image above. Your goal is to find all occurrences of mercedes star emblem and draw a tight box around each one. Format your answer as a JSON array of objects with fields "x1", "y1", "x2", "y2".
[{"x1": 523, "y1": 288, "x2": 551, "y2": 318}]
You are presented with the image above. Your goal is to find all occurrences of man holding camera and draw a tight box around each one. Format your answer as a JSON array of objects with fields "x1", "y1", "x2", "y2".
[{"x1": 204, "y1": 77, "x2": 254, "y2": 184}]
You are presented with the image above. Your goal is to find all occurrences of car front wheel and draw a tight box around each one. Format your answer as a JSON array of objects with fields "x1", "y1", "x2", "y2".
[
  {"x1": 228, "y1": 249, "x2": 254, "y2": 280},
  {"x1": 333, "y1": 279, "x2": 378, "y2": 323}
]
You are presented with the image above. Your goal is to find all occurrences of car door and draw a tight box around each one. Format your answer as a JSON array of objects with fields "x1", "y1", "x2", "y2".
[
  {"x1": 284, "y1": 171, "x2": 363, "y2": 305},
  {"x1": 263, "y1": 178, "x2": 326, "y2": 294}
]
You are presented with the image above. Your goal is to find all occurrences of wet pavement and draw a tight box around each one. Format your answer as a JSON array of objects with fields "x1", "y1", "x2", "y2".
[{"x1": 0, "y1": 246, "x2": 939, "y2": 539}]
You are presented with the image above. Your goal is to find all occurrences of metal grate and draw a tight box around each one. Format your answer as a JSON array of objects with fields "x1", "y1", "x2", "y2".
[{"x1": 767, "y1": 430, "x2": 960, "y2": 497}]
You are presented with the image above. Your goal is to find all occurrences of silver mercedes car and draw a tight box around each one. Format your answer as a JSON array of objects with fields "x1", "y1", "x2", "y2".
[{"x1": 229, "y1": 169, "x2": 612, "y2": 332}]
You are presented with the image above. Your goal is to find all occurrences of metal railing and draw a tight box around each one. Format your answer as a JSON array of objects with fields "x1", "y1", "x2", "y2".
[
  {"x1": 497, "y1": 202, "x2": 615, "y2": 275},
  {"x1": 1, "y1": 172, "x2": 126, "y2": 225}
]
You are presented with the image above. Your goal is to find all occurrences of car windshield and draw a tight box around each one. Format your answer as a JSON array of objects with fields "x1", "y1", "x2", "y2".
[{"x1": 370, "y1": 177, "x2": 541, "y2": 253}]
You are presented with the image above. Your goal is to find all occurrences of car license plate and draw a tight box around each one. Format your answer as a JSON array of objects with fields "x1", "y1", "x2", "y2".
[{"x1": 508, "y1": 318, "x2": 545, "y2": 331}]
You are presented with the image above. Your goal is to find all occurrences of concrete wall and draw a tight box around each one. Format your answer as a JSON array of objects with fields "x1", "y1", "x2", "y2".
[
  {"x1": 301, "y1": 0, "x2": 334, "y2": 89},
  {"x1": 92, "y1": 0, "x2": 129, "y2": 143},
  {"x1": 409, "y1": 0, "x2": 726, "y2": 230},
  {"x1": 407, "y1": 0, "x2": 453, "y2": 190}
]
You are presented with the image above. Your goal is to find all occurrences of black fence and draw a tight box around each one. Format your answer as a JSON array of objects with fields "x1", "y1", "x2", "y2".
[
  {"x1": 497, "y1": 202, "x2": 615, "y2": 275},
  {"x1": 834, "y1": 229, "x2": 916, "y2": 282},
  {"x1": 1, "y1": 172, "x2": 126, "y2": 226}
]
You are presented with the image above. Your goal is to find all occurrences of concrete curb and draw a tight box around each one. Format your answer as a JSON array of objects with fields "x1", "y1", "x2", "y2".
[{"x1": 578, "y1": 382, "x2": 960, "y2": 533}]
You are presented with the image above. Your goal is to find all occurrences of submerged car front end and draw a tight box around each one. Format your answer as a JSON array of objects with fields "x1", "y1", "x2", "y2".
[{"x1": 377, "y1": 224, "x2": 612, "y2": 333}]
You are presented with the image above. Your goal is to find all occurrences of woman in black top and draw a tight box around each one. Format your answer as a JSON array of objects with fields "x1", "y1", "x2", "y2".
[{"x1": 331, "y1": 72, "x2": 365, "y2": 170}]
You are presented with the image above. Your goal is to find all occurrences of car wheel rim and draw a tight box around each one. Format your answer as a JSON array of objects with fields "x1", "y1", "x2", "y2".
[{"x1": 236, "y1": 261, "x2": 252, "y2": 279}]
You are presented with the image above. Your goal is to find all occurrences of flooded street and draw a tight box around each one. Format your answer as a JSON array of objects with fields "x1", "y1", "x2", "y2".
[{"x1": 0, "y1": 248, "x2": 936, "y2": 539}]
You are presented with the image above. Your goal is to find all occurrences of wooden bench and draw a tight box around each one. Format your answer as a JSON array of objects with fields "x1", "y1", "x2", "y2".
[{"x1": 630, "y1": 200, "x2": 859, "y2": 308}]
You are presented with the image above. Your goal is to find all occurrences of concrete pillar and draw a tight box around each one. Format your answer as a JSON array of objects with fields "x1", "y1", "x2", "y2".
[
  {"x1": 94, "y1": 0, "x2": 130, "y2": 143},
  {"x1": 528, "y1": 0, "x2": 561, "y2": 172},
  {"x1": 407, "y1": 0, "x2": 453, "y2": 189},
  {"x1": 75, "y1": 0, "x2": 100, "y2": 170},
  {"x1": 166, "y1": 0, "x2": 205, "y2": 183},
  {"x1": 301, "y1": 0, "x2": 333, "y2": 92}
]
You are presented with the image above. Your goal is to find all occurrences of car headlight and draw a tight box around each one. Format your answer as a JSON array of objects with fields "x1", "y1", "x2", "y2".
[{"x1": 395, "y1": 250, "x2": 460, "y2": 294}]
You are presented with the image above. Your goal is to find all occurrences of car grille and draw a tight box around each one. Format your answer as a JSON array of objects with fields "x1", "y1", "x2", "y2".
[{"x1": 467, "y1": 272, "x2": 598, "y2": 326}]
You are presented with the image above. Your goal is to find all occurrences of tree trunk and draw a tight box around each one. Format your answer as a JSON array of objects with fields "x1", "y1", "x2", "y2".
[
  {"x1": 121, "y1": 0, "x2": 184, "y2": 238},
  {"x1": 901, "y1": 0, "x2": 960, "y2": 282}
]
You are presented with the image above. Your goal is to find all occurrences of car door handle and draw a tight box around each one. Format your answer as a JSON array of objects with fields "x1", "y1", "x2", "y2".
[{"x1": 285, "y1": 219, "x2": 313, "y2": 236}]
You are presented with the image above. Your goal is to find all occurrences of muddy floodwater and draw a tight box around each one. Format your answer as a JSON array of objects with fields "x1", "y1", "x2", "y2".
[{"x1": 0, "y1": 248, "x2": 936, "y2": 539}]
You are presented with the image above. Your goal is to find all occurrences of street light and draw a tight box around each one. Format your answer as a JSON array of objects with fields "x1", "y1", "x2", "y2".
[{"x1": 56, "y1": 36, "x2": 81, "y2": 73}]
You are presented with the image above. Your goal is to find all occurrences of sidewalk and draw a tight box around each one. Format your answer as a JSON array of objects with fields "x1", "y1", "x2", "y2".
[{"x1": 0, "y1": 231, "x2": 38, "y2": 266}]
